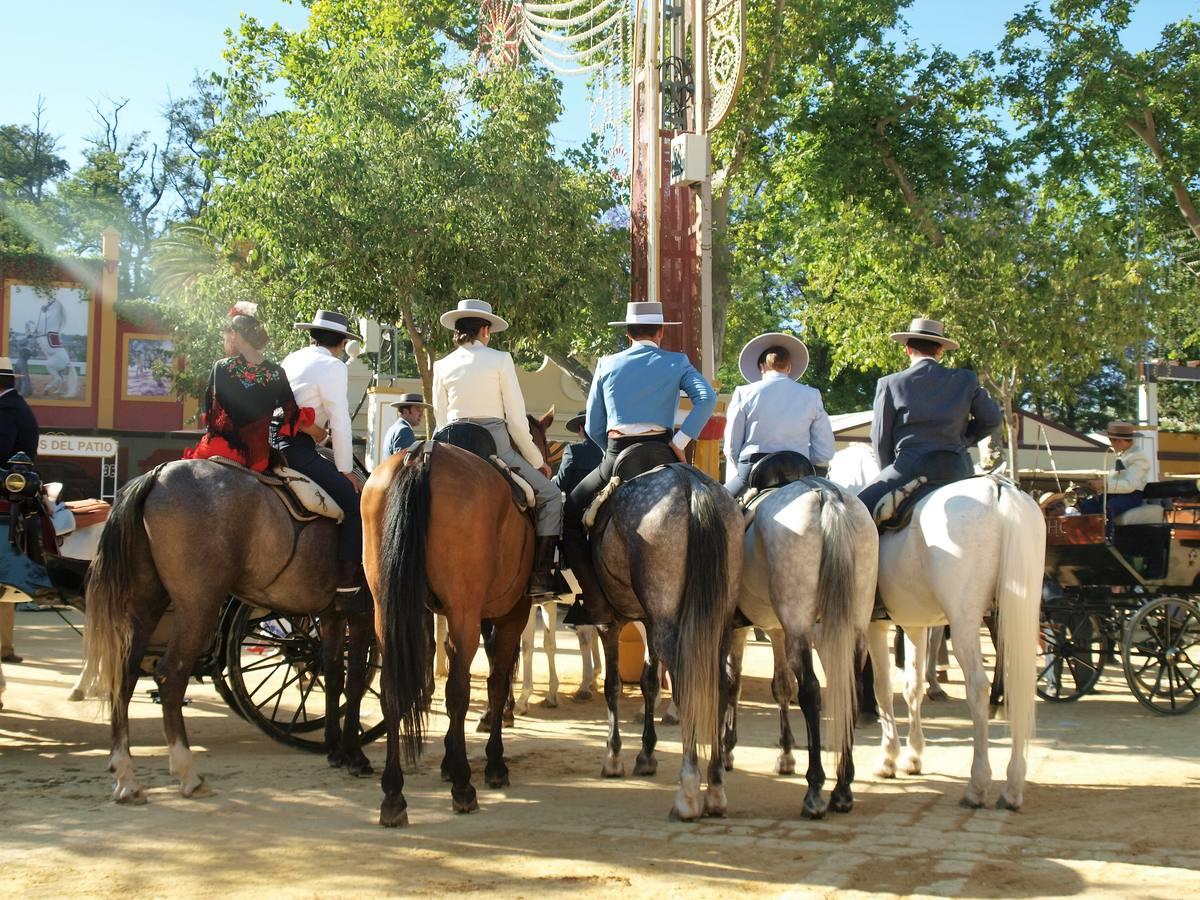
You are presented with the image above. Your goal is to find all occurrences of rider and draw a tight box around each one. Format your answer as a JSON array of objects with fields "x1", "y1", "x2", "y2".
[
  {"x1": 186, "y1": 303, "x2": 316, "y2": 472},
  {"x1": 432, "y1": 299, "x2": 561, "y2": 596},
  {"x1": 1080, "y1": 421, "x2": 1151, "y2": 523},
  {"x1": 273, "y1": 310, "x2": 363, "y2": 595},
  {"x1": 857, "y1": 318, "x2": 1002, "y2": 517},
  {"x1": 561, "y1": 301, "x2": 716, "y2": 626},
  {"x1": 383, "y1": 393, "x2": 431, "y2": 456},
  {"x1": 723, "y1": 332, "x2": 835, "y2": 496},
  {"x1": 553, "y1": 411, "x2": 602, "y2": 498},
  {"x1": 0, "y1": 355, "x2": 38, "y2": 663}
]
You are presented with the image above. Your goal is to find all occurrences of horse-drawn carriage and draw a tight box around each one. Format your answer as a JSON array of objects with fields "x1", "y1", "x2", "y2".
[
  {"x1": 1040, "y1": 479, "x2": 1200, "y2": 714},
  {"x1": 0, "y1": 451, "x2": 385, "y2": 748}
]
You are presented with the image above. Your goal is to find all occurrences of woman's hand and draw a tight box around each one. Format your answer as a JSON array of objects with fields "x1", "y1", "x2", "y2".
[{"x1": 301, "y1": 422, "x2": 328, "y2": 444}]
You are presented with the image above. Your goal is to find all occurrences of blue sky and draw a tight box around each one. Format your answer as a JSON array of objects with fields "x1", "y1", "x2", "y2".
[{"x1": 1, "y1": 0, "x2": 1196, "y2": 167}]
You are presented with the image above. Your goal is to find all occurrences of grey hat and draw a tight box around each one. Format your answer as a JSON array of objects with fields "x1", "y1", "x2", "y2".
[
  {"x1": 440, "y1": 299, "x2": 509, "y2": 333},
  {"x1": 565, "y1": 410, "x2": 586, "y2": 433},
  {"x1": 295, "y1": 310, "x2": 362, "y2": 341},
  {"x1": 738, "y1": 332, "x2": 809, "y2": 383},
  {"x1": 608, "y1": 301, "x2": 681, "y2": 327},
  {"x1": 389, "y1": 393, "x2": 432, "y2": 409},
  {"x1": 1106, "y1": 421, "x2": 1141, "y2": 440},
  {"x1": 889, "y1": 317, "x2": 959, "y2": 351}
]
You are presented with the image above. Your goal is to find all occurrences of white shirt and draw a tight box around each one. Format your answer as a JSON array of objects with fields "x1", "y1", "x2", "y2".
[
  {"x1": 432, "y1": 342, "x2": 543, "y2": 469},
  {"x1": 280, "y1": 344, "x2": 353, "y2": 473}
]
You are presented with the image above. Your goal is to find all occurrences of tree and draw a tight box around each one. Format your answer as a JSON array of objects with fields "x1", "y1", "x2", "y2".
[{"x1": 0, "y1": 99, "x2": 71, "y2": 253}]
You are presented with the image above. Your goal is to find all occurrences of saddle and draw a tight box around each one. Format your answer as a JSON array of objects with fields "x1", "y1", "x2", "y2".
[
  {"x1": 430, "y1": 423, "x2": 536, "y2": 511},
  {"x1": 206, "y1": 456, "x2": 344, "y2": 523},
  {"x1": 582, "y1": 440, "x2": 677, "y2": 531},
  {"x1": 873, "y1": 450, "x2": 971, "y2": 531},
  {"x1": 735, "y1": 451, "x2": 817, "y2": 528}
]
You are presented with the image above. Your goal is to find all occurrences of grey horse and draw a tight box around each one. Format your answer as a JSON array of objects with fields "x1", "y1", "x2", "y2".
[
  {"x1": 85, "y1": 460, "x2": 372, "y2": 804},
  {"x1": 592, "y1": 463, "x2": 743, "y2": 821},
  {"x1": 722, "y1": 479, "x2": 877, "y2": 818}
]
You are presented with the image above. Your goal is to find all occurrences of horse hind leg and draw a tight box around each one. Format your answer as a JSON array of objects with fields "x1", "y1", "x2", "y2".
[
  {"x1": 599, "y1": 622, "x2": 625, "y2": 777},
  {"x1": 869, "y1": 621, "x2": 901, "y2": 778},
  {"x1": 444, "y1": 614, "x2": 482, "y2": 813},
  {"x1": 320, "y1": 613, "x2": 349, "y2": 769},
  {"x1": 542, "y1": 602, "x2": 559, "y2": 707},
  {"x1": 485, "y1": 607, "x2": 527, "y2": 790},
  {"x1": 337, "y1": 610, "x2": 375, "y2": 777},
  {"x1": 790, "y1": 632, "x2": 828, "y2": 819},
  {"x1": 573, "y1": 625, "x2": 597, "y2": 700},
  {"x1": 949, "y1": 619, "x2": 993, "y2": 809},
  {"x1": 721, "y1": 627, "x2": 748, "y2": 772},
  {"x1": 515, "y1": 606, "x2": 536, "y2": 716},
  {"x1": 704, "y1": 626, "x2": 734, "y2": 818},
  {"x1": 898, "y1": 627, "x2": 928, "y2": 776},
  {"x1": 110, "y1": 596, "x2": 167, "y2": 804},
  {"x1": 768, "y1": 629, "x2": 797, "y2": 776},
  {"x1": 158, "y1": 595, "x2": 223, "y2": 798},
  {"x1": 633, "y1": 650, "x2": 661, "y2": 777}
]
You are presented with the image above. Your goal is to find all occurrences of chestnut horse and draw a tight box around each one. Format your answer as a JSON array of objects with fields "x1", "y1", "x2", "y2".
[{"x1": 361, "y1": 411, "x2": 553, "y2": 827}]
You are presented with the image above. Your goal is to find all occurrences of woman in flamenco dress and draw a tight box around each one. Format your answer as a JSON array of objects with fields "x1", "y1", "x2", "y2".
[{"x1": 186, "y1": 302, "x2": 323, "y2": 471}]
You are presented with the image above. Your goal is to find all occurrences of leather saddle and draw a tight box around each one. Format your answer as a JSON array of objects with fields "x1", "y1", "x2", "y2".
[
  {"x1": 873, "y1": 450, "x2": 970, "y2": 531},
  {"x1": 430, "y1": 422, "x2": 536, "y2": 511},
  {"x1": 582, "y1": 440, "x2": 677, "y2": 531},
  {"x1": 206, "y1": 456, "x2": 344, "y2": 523}
]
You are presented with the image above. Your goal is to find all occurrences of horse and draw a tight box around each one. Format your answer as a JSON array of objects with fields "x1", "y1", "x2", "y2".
[
  {"x1": 84, "y1": 459, "x2": 373, "y2": 804},
  {"x1": 588, "y1": 463, "x2": 743, "y2": 821},
  {"x1": 515, "y1": 586, "x2": 604, "y2": 714},
  {"x1": 721, "y1": 477, "x2": 877, "y2": 818},
  {"x1": 829, "y1": 445, "x2": 1045, "y2": 810},
  {"x1": 360, "y1": 410, "x2": 553, "y2": 826}
]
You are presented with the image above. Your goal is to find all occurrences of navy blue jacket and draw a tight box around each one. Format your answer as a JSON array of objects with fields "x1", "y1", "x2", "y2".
[
  {"x1": 0, "y1": 389, "x2": 39, "y2": 464},
  {"x1": 554, "y1": 438, "x2": 603, "y2": 497}
]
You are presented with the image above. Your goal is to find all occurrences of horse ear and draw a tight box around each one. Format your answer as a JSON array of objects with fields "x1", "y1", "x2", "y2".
[{"x1": 539, "y1": 406, "x2": 555, "y2": 430}]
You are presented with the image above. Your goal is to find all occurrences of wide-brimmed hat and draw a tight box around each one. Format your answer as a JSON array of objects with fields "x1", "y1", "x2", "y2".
[
  {"x1": 565, "y1": 410, "x2": 586, "y2": 433},
  {"x1": 608, "y1": 301, "x2": 681, "y2": 327},
  {"x1": 440, "y1": 299, "x2": 509, "y2": 333},
  {"x1": 0, "y1": 357, "x2": 14, "y2": 376},
  {"x1": 738, "y1": 332, "x2": 809, "y2": 383},
  {"x1": 294, "y1": 310, "x2": 362, "y2": 341},
  {"x1": 1106, "y1": 421, "x2": 1141, "y2": 440},
  {"x1": 389, "y1": 393, "x2": 432, "y2": 410},
  {"x1": 889, "y1": 317, "x2": 959, "y2": 351}
]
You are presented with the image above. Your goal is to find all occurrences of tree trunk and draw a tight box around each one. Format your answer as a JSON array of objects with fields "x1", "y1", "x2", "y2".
[
  {"x1": 1126, "y1": 110, "x2": 1200, "y2": 246},
  {"x1": 400, "y1": 299, "x2": 435, "y2": 425}
]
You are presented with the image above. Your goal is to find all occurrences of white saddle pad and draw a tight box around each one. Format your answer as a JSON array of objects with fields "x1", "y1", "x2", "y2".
[{"x1": 272, "y1": 466, "x2": 345, "y2": 522}]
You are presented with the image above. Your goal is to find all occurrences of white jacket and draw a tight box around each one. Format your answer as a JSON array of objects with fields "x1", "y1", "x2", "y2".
[
  {"x1": 432, "y1": 343, "x2": 542, "y2": 469},
  {"x1": 1106, "y1": 442, "x2": 1152, "y2": 495},
  {"x1": 280, "y1": 345, "x2": 353, "y2": 473}
]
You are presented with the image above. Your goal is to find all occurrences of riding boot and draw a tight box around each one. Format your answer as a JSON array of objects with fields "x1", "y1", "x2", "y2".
[
  {"x1": 527, "y1": 535, "x2": 558, "y2": 597},
  {"x1": 560, "y1": 529, "x2": 613, "y2": 626}
]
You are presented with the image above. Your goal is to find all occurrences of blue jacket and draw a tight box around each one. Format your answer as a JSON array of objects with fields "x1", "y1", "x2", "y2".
[
  {"x1": 384, "y1": 419, "x2": 416, "y2": 456},
  {"x1": 585, "y1": 342, "x2": 716, "y2": 448}
]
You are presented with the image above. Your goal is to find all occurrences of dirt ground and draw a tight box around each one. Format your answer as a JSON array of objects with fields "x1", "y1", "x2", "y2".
[{"x1": 2, "y1": 608, "x2": 1198, "y2": 899}]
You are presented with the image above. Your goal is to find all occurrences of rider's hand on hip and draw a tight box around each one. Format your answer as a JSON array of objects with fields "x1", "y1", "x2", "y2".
[
  {"x1": 671, "y1": 443, "x2": 687, "y2": 464},
  {"x1": 345, "y1": 472, "x2": 363, "y2": 494}
]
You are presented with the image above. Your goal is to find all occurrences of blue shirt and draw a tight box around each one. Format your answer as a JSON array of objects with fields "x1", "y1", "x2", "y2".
[
  {"x1": 384, "y1": 419, "x2": 416, "y2": 456},
  {"x1": 585, "y1": 342, "x2": 716, "y2": 448},
  {"x1": 724, "y1": 371, "x2": 836, "y2": 466}
]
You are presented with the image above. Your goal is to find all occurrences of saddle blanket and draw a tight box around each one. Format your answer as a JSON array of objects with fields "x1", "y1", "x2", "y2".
[{"x1": 206, "y1": 456, "x2": 344, "y2": 523}]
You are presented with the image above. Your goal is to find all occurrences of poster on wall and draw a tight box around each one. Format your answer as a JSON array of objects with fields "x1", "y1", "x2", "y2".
[
  {"x1": 4, "y1": 283, "x2": 92, "y2": 406},
  {"x1": 122, "y1": 334, "x2": 176, "y2": 400}
]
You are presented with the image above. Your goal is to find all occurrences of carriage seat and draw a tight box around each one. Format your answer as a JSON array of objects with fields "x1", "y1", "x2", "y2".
[
  {"x1": 430, "y1": 423, "x2": 535, "y2": 511},
  {"x1": 1113, "y1": 503, "x2": 1165, "y2": 526},
  {"x1": 582, "y1": 440, "x2": 677, "y2": 530},
  {"x1": 206, "y1": 456, "x2": 344, "y2": 523}
]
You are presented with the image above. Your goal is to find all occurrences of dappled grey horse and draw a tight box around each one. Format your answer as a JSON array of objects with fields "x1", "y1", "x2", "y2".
[{"x1": 591, "y1": 463, "x2": 743, "y2": 820}]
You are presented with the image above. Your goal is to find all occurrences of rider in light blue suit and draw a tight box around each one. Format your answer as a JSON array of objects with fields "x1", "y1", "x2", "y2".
[{"x1": 561, "y1": 302, "x2": 717, "y2": 625}]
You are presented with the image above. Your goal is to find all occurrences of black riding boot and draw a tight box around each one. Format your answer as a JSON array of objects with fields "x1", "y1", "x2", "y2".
[
  {"x1": 528, "y1": 535, "x2": 558, "y2": 597},
  {"x1": 560, "y1": 528, "x2": 613, "y2": 626}
]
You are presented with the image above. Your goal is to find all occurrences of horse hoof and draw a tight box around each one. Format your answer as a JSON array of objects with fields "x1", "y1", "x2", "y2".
[
  {"x1": 379, "y1": 802, "x2": 409, "y2": 828},
  {"x1": 601, "y1": 759, "x2": 625, "y2": 778},
  {"x1": 485, "y1": 769, "x2": 510, "y2": 789},
  {"x1": 703, "y1": 787, "x2": 727, "y2": 818},
  {"x1": 502, "y1": 714, "x2": 515, "y2": 728},
  {"x1": 723, "y1": 755, "x2": 735, "y2": 772},
  {"x1": 774, "y1": 754, "x2": 795, "y2": 776},
  {"x1": 182, "y1": 777, "x2": 212, "y2": 799},
  {"x1": 327, "y1": 751, "x2": 345, "y2": 769},
  {"x1": 925, "y1": 687, "x2": 950, "y2": 702},
  {"x1": 959, "y1": 794, "x2": 985, "y2": 810},
  {"x1": 898, "y1": 753, "x2": 922, "y2": 776},
  {"x1": 572, "y1": 689, "x2": 592, "y2": 702},
  {"x1": 660, "y1": 711, "x2": 680, "y2": 727},
  {"x1": 452, "y1": 792, "x2": 479, "y2": 814},
  {"x1": 68, "y1": 689, "x2": 86, "y2": 702},
  {"x1": 541, "y1": 696, "x2": 558, "y2": 709},
  {"x1": 113, "y1": 786, "x2": 147, "y2": 806},
  {"x1": 632, "y1": 753, "x2": 657, "y2": 777},
  {"x1": 830, "y1": 792, "x2": 854, "y2": 814},
  {"x1": 801, "y1": 799, "x2": 828, "y2": 820},
  {"x1": 988, "y1": 703, "x2": 1002, "y2": 720},
  {"x1": 475, "y1": 717, "x2": 491, "y2": 733},
  {"x1": 996, "y1": 794, "x2": 1021, "y2": 812},
  {"x1": 514, "y1": 702, "x2": 529, "y2": 717},
  {"x1": 668, "y1": 807, "x2": 699, "y2": 823},
  {"x1": 348, "y1": 757, "x2": 375, "y2": 778}
]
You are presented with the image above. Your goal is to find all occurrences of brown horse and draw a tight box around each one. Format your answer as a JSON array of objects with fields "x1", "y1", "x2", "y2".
[
  {"x1": 85, "y1": 459, "x2": 373, "y2": 803},
  {"x1": 361, "y1": 410, "x2": 553, "y2": 827}
]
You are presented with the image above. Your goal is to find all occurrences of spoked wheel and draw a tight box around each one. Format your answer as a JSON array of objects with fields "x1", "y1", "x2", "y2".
[
  {"x1": 223, "y1": 601, "x2": 386, "y2": 750},
  {"x1": 1122, "y1": 596, "x2": 1200, "y2": 715},
  {"x1": 1037, "y1": 608, "x2": 1106, "y2": 702}
]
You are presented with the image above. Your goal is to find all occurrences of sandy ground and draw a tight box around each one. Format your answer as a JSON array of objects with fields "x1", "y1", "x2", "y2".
[{"x1": 2, "y1": 608, "x2": 1199, "y2": 899}]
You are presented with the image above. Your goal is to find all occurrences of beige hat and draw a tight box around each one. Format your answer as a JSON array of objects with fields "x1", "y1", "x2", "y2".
[
  {"x1": 738, "y1": 333, "x2": 810, "y2": 383},
  {"x1": 889, "y1": 318, "x2": 960, "y2": 351},
  {"x1": 1106, "y1": 421, "x2": 1141, "y2": 440},
  {"x1": 440, "y1": 299, "x2": 509, "y2": 333}
]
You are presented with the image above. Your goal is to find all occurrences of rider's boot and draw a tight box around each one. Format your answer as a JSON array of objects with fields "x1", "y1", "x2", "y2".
[
  {"x1": 560, "y1": 529, "x2": 613, "y2": 627},
  {"x1": 527, "y1": 535, "x2": 558, "y2": 597}
]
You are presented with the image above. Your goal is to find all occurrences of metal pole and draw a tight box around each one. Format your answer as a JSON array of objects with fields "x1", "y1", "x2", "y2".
[
  {"x1": 694, "y1": 0, "x2": 715, "y2": 381},
  {"x1": 646, "y1": 0, "x2": 661, "y2": 305}
]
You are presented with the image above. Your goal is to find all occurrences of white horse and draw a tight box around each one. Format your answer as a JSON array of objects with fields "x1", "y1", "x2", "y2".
[
  {"x1": 830, "y1": 445, "x2": 1045, "y2": 810},
  {"x1": 515, "y1": 601, "x2": 604, "y2": 714},
  {"x1": 723, "y1": 477, "x2": 878, "y2": 817}
]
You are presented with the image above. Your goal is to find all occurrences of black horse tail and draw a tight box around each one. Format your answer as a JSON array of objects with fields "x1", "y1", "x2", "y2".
[
  {"x1": 675, "y1": 467, "x2": 731, "y2": 759},
  {"x1": 377, "y1": 452, "x2": 434, "y2": 763},
  {"x1": 85, "y1": 467, "x2": 160, "y2": 711}
]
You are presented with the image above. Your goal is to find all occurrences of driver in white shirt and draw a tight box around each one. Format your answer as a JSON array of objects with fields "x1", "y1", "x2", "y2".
[{"x1": 433, "y1": 299, "x2": 561, "y2": 595}]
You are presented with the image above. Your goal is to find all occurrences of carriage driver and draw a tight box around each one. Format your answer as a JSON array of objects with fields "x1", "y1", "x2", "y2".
[
  {"x1": 432, "y1": 299, "x2": 562, "y2": 596},
  {"x1": 857, "y1": 318, "x2": 1002, "y2": 516},
  {"x1": 722, "y1": 332, "x2": 835, "y2": 496},
  {"x1": 273, "y1": 310, "x2": 364, "y2": 595},
  {"x1": 1080, "y1": 421, "x2": 1151, "y2": 523},
  {"x1": 561, "y1": 301, "x2": 716, "y2": 627}
]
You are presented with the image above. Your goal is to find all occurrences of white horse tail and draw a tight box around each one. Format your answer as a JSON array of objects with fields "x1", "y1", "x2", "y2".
[
  {"x1": 815, "y1": 483, "x2": 861, "y2": 766},
  {"x1": 994, "y1": 481, "x2": 1045, "y2": 763}
]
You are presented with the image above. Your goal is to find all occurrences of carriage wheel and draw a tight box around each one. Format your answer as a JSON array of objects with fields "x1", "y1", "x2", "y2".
[
  {"x1": 223, "y1": 602, "x2": 386, "y2": 750},
  {"x1": 1037, "y1": 609, "x2": 1106, "y2": 702},
  {"x1": 1121, "y1": 596, "x2": 1200, "y2": 715}
]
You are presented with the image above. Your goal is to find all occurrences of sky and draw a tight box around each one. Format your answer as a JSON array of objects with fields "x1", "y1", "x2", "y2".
[{"x1": 1, "y1": 0, "x2": 1197, "y2": 168}]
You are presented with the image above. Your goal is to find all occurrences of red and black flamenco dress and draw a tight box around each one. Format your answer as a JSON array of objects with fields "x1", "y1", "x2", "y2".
[{"x1": 185, "y1": 355, "x2": 310, "y2": 473}]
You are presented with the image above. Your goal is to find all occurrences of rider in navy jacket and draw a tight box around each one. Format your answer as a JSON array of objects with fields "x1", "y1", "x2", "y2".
[{"x1": 0, "y1": 359, "x2": 39, "y2": 464}]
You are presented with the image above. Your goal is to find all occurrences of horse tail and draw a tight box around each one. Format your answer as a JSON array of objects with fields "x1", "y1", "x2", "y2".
[
  {"x1": 84, "y1": 468, "x2": 160, "y2": 711},
  {"x1": 994, "y1": 481, "x2": 1044, "y2": 764},
  {"x1": 814, "y1": 482, "x2": 861, "y2": 769},
  {"x1": 675, "y1": 468, "x2": 731, "y2": 759},
  {"x1": 377, "y1": 451, "x2": 434, "y2": 763}
]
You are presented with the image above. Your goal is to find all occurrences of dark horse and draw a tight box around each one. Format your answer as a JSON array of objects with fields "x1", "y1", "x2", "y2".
[
  {"x1": 361, "y1": 411, "x2": 553, "y2": 827},
  {"x1": 86, "y1": 459, "x2": 372, "y2": 803}
]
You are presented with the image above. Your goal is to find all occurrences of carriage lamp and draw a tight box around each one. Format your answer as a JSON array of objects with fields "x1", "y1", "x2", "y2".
[{"x1": 2, "y1": 452, "x2": 41, "y2": 499}]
